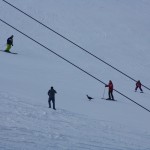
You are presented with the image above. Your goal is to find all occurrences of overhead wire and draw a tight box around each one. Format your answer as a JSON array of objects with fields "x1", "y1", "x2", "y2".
[
  {"x1": 0, "y1": 18, "x2": 150, "y2": 113},
  {"x1": 2, "y1": 0, "x2": 150, "y2": 91}
]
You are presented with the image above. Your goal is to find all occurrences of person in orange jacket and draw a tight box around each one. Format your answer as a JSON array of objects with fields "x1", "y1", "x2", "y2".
[
  {"x1": 135, "y1": 80, "x2": 143, "y2": 93},
  {"x1": 105, "y1": 80, "x2": 114, "y2": 100}
]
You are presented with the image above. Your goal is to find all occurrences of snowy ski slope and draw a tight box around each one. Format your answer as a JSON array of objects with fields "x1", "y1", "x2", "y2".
[{"x1": 0, "y1": 0, "x2": 150, "y2": 149}]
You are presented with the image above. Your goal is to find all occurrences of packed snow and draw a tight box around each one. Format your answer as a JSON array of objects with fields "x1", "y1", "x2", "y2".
[{"x1": 0, "y1": 0, "x2": 150, "y2": 149}]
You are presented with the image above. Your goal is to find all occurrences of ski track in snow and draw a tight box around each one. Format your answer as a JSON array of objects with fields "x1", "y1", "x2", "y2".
[{"x1": 0, "y1": 91, "x2": 150, "y2": 150}]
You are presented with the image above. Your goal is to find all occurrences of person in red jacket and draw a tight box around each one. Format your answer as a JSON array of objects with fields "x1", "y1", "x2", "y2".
[
  {"x1": 135, "y1": 80, "x2": 143, "y2": 93},
  {"x1": 105, "y1": 80, "x2": 114, "y2": 100}
]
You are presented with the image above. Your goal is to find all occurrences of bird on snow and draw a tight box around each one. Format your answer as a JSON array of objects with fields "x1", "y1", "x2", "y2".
[{"x1": 86, "y1": 95, "x2": 94, "y2": 100}]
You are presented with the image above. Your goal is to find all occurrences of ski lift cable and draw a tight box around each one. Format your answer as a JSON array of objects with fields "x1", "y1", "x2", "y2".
[
  {"x1": 0, "y1": 18, "x2": 150, "y2": 113},
  {"x1": 2, "y1": 0, "x2": 150, "y2": 91}
]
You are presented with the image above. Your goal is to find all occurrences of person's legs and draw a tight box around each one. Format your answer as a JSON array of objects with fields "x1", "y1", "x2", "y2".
[
  {"x1": 5, "y1": 44, "x2": 11, "y2": 52},
  {"x1": 139, "y1": 87, "x2": 143, "y2": 92},
  {"x1": 110, "y1": 91, "x2": 114, "y2": 100},
  {"x1": 52, "y1": 99, "x2": 56, "y2": 110},
  {"x1": 48, "y1": 98, "x2": 51, "y2": 108},
  {"x1": 135, "y1": 86, "x2": 138, "y2": 91}
]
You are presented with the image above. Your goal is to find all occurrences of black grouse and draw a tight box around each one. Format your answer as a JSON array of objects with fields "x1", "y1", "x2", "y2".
[{"x1": 86, "y1": 95, "x2": 94, "y2": 100}]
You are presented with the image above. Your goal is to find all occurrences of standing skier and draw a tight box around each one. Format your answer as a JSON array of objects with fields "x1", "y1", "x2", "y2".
[
  {"x1": 105, "y1": 80, "x2": 114, "y2": 100},
  {"x1": 135, "y1": 80, "x2": 143, "y2": 93},
  {"x1": 5, "y1": 35, "x2": 14, "y2": 53},
  {"x1": 48, "y1": 86, "x2": 57, "y2": 110}
]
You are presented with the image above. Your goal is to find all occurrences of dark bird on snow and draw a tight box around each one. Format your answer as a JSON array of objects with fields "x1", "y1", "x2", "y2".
[{"x1": 86, "y1": 95, "x2": 94, "y2": 100}]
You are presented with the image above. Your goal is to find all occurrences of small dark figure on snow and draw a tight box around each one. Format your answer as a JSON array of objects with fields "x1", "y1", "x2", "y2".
[
  {"x1": 5, "y1": 35, "x2": 14, "y2": 53},
  {"x1": 86, "y1": 95, "x2": 94, "y2": 101},
  {"x1": 135, "y1": 80, "x2": 143, "y2": 93},
  {"x1": 105, "y1": 80, "x2": 114, "y2": 100},
  {"x1": 48, "y1": 86, "x2": 57, "y2": 110}
]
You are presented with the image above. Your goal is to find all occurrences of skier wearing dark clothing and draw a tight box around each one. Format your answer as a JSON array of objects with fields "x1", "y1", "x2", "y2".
[
  {"x1": 105, "y1": 80, "x2": 114, "y2": 100},
  {"x1": 5, "y1": 35, "x2": 14, "y2": 53},
  {"x1": 135, "y1": 80, "x2": 143, "y2": 93},
  {"x1": 48, "y1": 86, "x2": 57, "y2": 110}
]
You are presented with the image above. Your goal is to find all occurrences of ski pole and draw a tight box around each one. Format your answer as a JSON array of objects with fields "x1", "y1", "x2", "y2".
[{"x1": 102, "y1": 86, "x2": 106, "y2": 99}]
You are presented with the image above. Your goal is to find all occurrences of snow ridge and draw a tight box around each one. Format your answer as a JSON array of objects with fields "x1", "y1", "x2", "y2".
[{"x1": 0, "y1": 91, "x2": 150, "y2": 150}]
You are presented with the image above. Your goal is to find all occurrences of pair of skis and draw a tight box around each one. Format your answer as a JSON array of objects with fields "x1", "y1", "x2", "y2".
[
  {"x1": 0, "y1": 50, "x2": 18, "y2": 54},
  {"x1": 101, "y1": 97, "x2": 117, "y2": 101}
]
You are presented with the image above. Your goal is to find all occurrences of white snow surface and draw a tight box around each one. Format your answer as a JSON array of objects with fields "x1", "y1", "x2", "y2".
[{"x1": 0, "y1": 0, "x2": 150, "y2": 149}]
